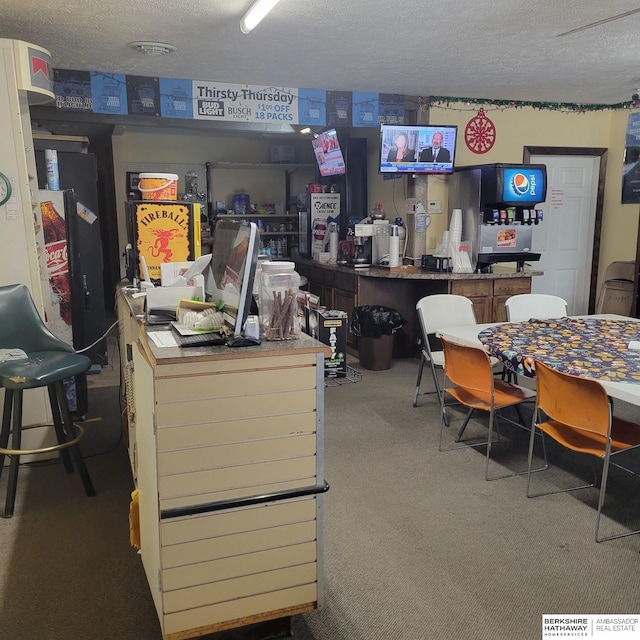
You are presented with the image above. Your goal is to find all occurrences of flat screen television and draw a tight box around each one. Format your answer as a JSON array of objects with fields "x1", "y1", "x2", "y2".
[
  {"x1": 379, "y1": 124, "x2": 457, "y2": 174},
  {"x1": 312, "y1": 128, "x2": 346, "y2": 177},
  {"x1": 205, "y1": 219, "x2": 259, "y2": 344}
]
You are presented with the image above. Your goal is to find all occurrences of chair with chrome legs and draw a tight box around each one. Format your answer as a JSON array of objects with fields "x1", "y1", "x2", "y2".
[
  {"x1": 527, "y1": 360, "x2": 640, "y2": 542},
  {"x1": 439, "y1": 337, "x2": 544, "y2": 480},
  {"x1": 0, "y1": 283, "x2": 95, "y2": 517},
  {"x1": 413, "y1": 294, "x2": 500, "y2": 426}
]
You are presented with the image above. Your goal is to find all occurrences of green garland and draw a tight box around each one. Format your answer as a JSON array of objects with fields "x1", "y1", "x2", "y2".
[{"x1": 419, "y1": 96, "x2": 636, "y2": 113}]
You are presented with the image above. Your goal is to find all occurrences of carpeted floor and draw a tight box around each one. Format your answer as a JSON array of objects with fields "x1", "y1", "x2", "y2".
[{"x1": 0, "y1": 355, "x2": 639, "y2": 640}]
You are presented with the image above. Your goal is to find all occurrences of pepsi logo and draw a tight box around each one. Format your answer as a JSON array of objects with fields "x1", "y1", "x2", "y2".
[{"x1": 512, "y1": 173, "x2": 530, "y2": 195}]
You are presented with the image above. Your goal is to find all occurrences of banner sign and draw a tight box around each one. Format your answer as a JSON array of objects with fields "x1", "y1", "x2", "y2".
[{"x1": 51, "y1": 70, "x2": 408, "y2": 127}]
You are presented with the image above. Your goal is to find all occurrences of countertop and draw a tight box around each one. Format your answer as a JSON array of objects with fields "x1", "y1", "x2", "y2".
[
  {"x1": 293, "y1": 257, "x2": 542, "y2": 280},
  {"x1": 118, "y1": 286, "x2": 330, "y2": 365}
]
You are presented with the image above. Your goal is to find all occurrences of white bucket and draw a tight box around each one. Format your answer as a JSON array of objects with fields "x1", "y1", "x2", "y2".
[{"x1": 138, "y1": 173, "x2": 179, "y2": 201}]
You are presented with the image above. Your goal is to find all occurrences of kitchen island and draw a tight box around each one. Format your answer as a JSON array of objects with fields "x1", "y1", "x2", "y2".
[{"x1": 294, "y1": 258, "x2": 542, "y2": 355}]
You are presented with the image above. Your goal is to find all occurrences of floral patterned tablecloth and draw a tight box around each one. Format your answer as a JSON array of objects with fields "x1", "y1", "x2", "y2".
[{"x1": 478, "y1": 317, "x2": 640, "y2": 383}]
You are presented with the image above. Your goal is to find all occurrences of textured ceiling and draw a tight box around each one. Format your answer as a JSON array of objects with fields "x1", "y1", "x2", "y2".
[{"x1": 3, "y1": 0, "x2": 640, "y2": 105}]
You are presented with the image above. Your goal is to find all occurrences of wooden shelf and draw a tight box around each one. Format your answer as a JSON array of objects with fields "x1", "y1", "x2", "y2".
[{"x1": 211, "y1": 161, "x2": 315, "y2": 171}]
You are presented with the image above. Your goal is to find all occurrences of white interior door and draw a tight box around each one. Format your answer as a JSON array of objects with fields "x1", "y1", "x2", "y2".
[{"x1": 529, "y1": 154, "x2": 599, "y2": 315}]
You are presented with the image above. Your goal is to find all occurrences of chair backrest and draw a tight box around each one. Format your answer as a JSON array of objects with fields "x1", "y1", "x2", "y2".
[
  {"x1": 534, "y1": 359, "x2": 610, "y2": 439},
  {"x1": 505, "y1": 293, "x2": 568, "y2": 322},
  {"x1": 440, "y1": 336, "x2": 493, "y2": 399},
  {"x1": 416, "y1": 294, "x2": 477, "y2": 338},
  {"x1": 0, "y1": 284, "x2": 74, "y2": 353},
  {"x1": 601, "y1": 261, "x2": 635, "y2": 283}
]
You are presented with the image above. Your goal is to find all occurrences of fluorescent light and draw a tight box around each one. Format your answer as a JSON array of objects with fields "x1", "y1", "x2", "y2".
[
  {"x1": 299, "y1": 127, "x2": 312, "y2": 135},
  {"x1": 240, "y1": 0, "x2": 282, "y2": 34}
]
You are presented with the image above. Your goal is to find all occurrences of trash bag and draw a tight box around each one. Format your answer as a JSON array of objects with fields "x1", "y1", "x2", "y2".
[{"x1": 350, "y1": 305, "x2": 406, "y2": 338}]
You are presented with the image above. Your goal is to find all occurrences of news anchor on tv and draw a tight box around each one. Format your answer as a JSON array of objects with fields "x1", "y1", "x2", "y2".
[
  {"x1": 419, "y1": 131, "x2": 450, "y2": 163},
  {"x1": 387, "y1": 132, "x2": 416, "y2": 162}
]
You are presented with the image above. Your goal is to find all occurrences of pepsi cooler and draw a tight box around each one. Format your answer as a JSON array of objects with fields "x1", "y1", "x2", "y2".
[{"x1": 449, "y1": 163, "x2": 547, "y2": 272}]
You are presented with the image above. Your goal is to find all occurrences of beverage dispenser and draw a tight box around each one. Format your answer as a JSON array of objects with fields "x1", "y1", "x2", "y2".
[{"x1": 448, "y1": 163, "x2": 547, "y2": 272}]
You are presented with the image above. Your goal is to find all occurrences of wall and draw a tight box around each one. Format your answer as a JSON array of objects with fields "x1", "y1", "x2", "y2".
[
  {"x1": 111, "y1": 106, "x2": 639, "y2": 289},
  {"x1": 112, "y1": 129, "x2": 317, "y2": 261}
]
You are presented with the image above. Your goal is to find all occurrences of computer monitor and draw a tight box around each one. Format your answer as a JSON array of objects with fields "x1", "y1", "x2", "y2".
[{"x1": 204, "y1": 219, "x2": 259, "y2": 343}]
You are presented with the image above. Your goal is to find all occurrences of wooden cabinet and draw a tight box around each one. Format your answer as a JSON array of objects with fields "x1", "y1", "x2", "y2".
[{"x1": 296, "y1": 260, "x2": 535, "y2": 356}]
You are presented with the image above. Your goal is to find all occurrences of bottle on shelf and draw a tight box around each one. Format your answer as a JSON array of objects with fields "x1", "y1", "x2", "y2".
[{"x1": 232, "y1": 189, "x2": 250, "y2": 215}]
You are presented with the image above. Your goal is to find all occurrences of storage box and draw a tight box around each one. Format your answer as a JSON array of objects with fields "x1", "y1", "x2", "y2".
[
  {"x1": 298, "y1": 291, "x2": 320, "y2": 337},
  {"x1": 317, "y1": 310, "x2": 348, "y2": 378},
  {"x1": 270, "y1": 145, "x2": 296, "y2": 163}
]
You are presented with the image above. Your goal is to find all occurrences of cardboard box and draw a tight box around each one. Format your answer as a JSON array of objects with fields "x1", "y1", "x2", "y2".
[
  {"x1": 317, "y1": 310, "x2": 348, "y2": 378},
  {"x1": 297, "y1": 291, "x2": 320, "y2": 337}
]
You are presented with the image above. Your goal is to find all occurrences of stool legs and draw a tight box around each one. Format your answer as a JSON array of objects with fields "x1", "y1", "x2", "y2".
[
  {"x1": 0, "y1": 381, "x2": 95, "y2": 518},
  {"x1": 4, "y1": 389, "x2": 23, "y2": 517},
  {"x1": 48, "y1": 385, "x2": 74, "y2": 473},
  {"x1": 52, "y1": 380, "x2": 95, "y2": 498}
]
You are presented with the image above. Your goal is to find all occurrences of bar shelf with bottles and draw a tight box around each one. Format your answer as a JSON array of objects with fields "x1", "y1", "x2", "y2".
[{"x1": 216, "y1": 213, "x2": 297, "y2": 258}]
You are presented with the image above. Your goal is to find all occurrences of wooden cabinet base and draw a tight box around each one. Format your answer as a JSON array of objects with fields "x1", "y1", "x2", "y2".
[{"x1": 165, "y1": 605, "x2": 314, "y2": 640}]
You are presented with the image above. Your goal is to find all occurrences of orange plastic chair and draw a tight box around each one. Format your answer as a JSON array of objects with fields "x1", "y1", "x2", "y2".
[
  {"x1": 440, "y1": 337, "x2": 540, "y2": 480},
  {"x1": 527, "y1": 360, "x2": 640, "y2": 542}
]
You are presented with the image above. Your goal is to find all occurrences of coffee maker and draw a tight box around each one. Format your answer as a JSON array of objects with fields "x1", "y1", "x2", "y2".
[{"x1": 353, "y1": 224, "x2": 373, "y2": 267}]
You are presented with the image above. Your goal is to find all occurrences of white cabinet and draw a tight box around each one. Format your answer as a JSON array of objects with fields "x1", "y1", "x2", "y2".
[{"x1": 119, "y1": 290, "x2": 329, "y2": 640}]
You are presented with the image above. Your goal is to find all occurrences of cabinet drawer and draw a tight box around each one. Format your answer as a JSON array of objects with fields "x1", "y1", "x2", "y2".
[
  {"x1": 493, "y1": 277, "x2": 531, "y2": 296},
  {"x1": 450, "y1": 280, "x2": 492, "y2": 297}
]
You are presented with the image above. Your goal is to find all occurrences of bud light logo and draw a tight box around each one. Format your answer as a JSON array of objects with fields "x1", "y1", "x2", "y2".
[{"x1": 512, "y1": 173, "x2": 529, "y2": 195}]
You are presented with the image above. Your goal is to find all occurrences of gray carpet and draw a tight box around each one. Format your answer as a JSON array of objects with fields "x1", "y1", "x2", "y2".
[{"x1": 1, "y1": 357, "x2": 639, "y2": 640}]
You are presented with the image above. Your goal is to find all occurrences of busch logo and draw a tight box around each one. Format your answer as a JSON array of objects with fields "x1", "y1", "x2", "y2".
[{"x1": 46, "y1": 240, "x2": 69, "y2": 275}]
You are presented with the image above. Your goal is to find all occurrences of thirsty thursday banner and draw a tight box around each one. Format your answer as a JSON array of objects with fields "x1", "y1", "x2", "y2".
[{"x1": 192, "y1": 81, "x2": 298, "y2": 124}]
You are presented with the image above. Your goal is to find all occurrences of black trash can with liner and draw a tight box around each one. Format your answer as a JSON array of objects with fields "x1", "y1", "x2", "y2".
[{"x1": 351, "y1": 305, "x2": 406, "y2": 371}]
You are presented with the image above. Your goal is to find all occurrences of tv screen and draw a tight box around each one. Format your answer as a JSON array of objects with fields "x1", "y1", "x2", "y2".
[
  {"x1": 205, "y1": 219, "x2": 259, "y2": 340},
  {"x1": 312, "y1": 128, "x2": 346, "y2": 177},
  {"x1": 379, "y1": 124, "x2": 457, "y2": 174}
]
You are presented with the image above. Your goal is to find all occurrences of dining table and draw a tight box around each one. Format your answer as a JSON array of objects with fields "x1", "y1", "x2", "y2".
[{"x1": 437, "y1": 314, "x2": 640, "y2": 406}]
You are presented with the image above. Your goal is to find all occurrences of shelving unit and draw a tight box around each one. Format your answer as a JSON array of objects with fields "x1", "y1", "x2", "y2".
[{"x1": 209, "y1": 161, "x2": 315, "y2": 258}]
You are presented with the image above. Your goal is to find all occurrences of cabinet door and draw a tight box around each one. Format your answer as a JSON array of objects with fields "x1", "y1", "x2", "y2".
[
  {"x1": 449, "y1": 280, "x2": 492, "y2": 323},
  {"x1": 321, "y1": 285, "x2": 334, "y2": 309},
  {"x1": 334, "y1": 289, "x2": 356, "y2": 347},
  {"x1": 492, "y1": 278, "x2": 531, "y2": 322}
]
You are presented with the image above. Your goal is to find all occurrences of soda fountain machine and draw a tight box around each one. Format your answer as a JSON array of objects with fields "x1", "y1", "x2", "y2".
[{"x1": 448, "y1": 163, "x2": 547, "y2": 272}]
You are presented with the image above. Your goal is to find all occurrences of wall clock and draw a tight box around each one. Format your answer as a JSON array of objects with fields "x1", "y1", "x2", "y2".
[{"x1": 0, "y1": 172, "x2": 12, "y2": 206}]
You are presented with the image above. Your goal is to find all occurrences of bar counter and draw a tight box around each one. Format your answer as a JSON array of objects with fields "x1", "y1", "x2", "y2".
[{"x1": 293, "y1": 257, "x2": 543, "y2": 355}]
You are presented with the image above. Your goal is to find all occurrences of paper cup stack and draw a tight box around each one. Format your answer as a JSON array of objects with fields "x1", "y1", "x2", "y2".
[{"x1": 448, "y1": 209, "x2": 463, "y2": 256}]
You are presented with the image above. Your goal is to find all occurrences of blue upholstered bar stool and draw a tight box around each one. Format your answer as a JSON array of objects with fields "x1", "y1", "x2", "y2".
[{"x1": 0, "y1": 284, "x2": 95, "y2": 517}]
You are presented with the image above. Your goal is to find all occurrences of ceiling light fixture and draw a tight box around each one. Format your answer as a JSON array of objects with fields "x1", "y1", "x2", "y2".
[
  {"x1": 240, "y1": 0, "x2": 282, "y2": 34},
  {"x1": 128, "y1": 41, "x2": 177, "y2": 56}
]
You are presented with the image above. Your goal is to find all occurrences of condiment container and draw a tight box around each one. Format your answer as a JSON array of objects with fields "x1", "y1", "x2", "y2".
[{"x1": 259, "y1": 261, "x2": 301, "y2": 340}]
